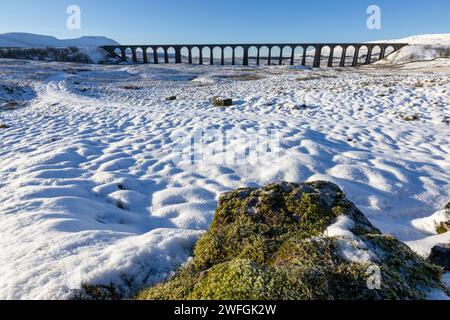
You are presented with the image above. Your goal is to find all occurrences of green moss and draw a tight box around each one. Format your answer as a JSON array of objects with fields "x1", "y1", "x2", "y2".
[
  {"x1": 137, "y1": 182, "x2": 449, "y2": 300},
  {"x1": 361, "y1": 234, "x2": 448, "y2": 299},
  {"x1": 436, "y1": 222, "x2": 449, "y2": 235}
]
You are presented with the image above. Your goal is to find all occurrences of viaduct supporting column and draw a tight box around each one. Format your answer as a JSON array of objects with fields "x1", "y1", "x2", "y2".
[
  {"x1": 243, "y1": 46, "x2": 249, "y2": 66},
  {"x1": 188, "y1": 47, "x2": 193, "y2": 64},
  {"x1": 268, "y1": 47, "x2": 272, "y2": 66},
  {"x1": 164, "y1": 49, "x2": 169, "y2": 63},
  {"x1": 143, "y1": 48, "x2": 148, "y2": 63},
  {"x1": 352, "y1": 46, "x2": 360, "y2": 67},
  {"x1": 199, "y1": 47, "x2": 203, "y2": 65},
  {"x1": 301, "y1": 48, "x2": 307, "y2": 66},
  {"x1": 256, "y1": 48, "x2": 260, "y2": 66},
  {"x1": 279, "y1": 47, "x2": 283, "y2": 65},
  {"x1": 313, "y1": 45, "x2": 322, "y2": 68},
  {"x1": 379, "y1": 47, "x2": 386, "y2": 60},
  {"x1": 232, "y1": 47, "x2": 235, "y2": 65},
  {"x1": 175, "y1": 47, "x2": 182, "y2": 63},
  {"x1": 328, "y1": 47, "x2": 335, "y2": 67},
  {"x1": 131, "y1": 48, "x2": 137, "y2": 63},
  {"x1": 290, "y1": 47, "x2": 295, "y2": 66},
  {"x1": 153, "y1": 48, "x2": 158, "y2": 64},
  {"x1": 340, "y1": 47, "x2": 347, "y2": 67},
  {"x1": 365, "y1": 46, "x2": 373, "y2": 65}
]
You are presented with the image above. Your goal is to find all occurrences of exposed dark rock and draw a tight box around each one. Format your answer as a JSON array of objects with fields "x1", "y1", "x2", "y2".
[
  {"x1": 0, "y1": 123, "x2": 10, "y2": 129},
  {"x1": 2, "y1": 101, "x2": 19, "y2": 110},
  {"x1": 212, "y1": 96, "x2": 233, "y2": 107},
  {"x1": 429, "y1": 245, "x2": 450, "y2": 270},
  {"x1": 165, "y1": 96, "x2": 177, "y2": 101},
  {"x1": 137, "y1": 181, "x2": 448, "y2": 300}
]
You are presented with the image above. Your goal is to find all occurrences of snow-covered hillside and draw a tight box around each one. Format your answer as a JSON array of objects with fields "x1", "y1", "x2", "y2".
[
  {"x1": 373, "y1": 33, "x2": 450, "y2": 65},
  {"x1": 0, "y1": 33, "x2": 119, "y2": 48},
  {"x1": 0, "y1": 33, "x2": 121, "y2": 64}
]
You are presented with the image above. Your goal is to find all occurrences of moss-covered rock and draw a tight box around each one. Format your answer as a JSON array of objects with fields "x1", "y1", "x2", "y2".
[{"x1": 137, "y1": 181, "x2": 449, "y2": 300}]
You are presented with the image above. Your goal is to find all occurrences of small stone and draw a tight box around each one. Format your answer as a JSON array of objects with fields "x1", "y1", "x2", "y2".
[
  {"x1": 121, "y1": 85, "x2": 141, "y2": 90},
  {"x1": 402, "y1": 114, "x2": 419, "y2": 121},
  {"x1": 212, "y1": 96, "x2": 233, "y2": 107},
  {"x1": 0, "y1": 123, "x2": 10, "y2": 129},
  {"x1": 436, "y1": 221, "x2": 450, "y2": 234},
  {"x1": 165, "y1": 96, "x2": 177, "y2": 101},
  {"x1": 445, "y1": 202, "x2": 450, "y2": 210},
  {"x1": 429, "y1": 245, "x2": 450, "y2": 270},
  {"x1": 3, "y1": 101, "x2": 18, "y2": 109}
]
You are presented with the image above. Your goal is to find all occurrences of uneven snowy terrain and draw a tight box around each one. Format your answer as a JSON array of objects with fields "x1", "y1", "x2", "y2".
[{"x1": 1, "y1": 51, "x2": 449, "y2": 299}]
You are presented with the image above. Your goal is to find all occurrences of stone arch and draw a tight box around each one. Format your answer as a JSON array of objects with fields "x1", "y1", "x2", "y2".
[
  {"x1": 223, "y1": 46, "x2": 233, "y2": 65},
  {"x1": 344, "y1": 46, "x2": 356, "y2": 67},
  {"x1": 259, "y1": 46, "x2": 270, "y2": 66},
  {"x1": 167, "y1": 47, "x2": 176, "y2": 63},
  {"x1": 234, "y1": 46, "x2": 244, "y2": 65},
  {"x1": 191, "y1": 47, "x2": 200, "y2": 64},
  {"x1": 135, "y1": 47, "x2": 144, "y2": 63},
  {"x1": 156, "y1": 47, "x2": 165, "y2": 64},
  {"x1": 304, "y1": 46, "x2": 316, "y2": 67},
  {"x1": 123, "y1": 47, "x2": 133, "y2": 63},
  {"x1": 384, "y1": 45, "x2": 395, "y2": 57},
  {"x1": 332, "y1": 46, "x2": 343, "y2": 67},
  {"x1": 320, "y1": 45, "x2": 331, "y2": 68},
  {"x1": 202, "y1": 47, "x2": 212, "y2": 65},
  {"x1": 144, "y1": 47, "x2": 155, "y2": 63},
  {"x1": 357, "y1": 45, "x2": 369, "y2": 65},
  {"x1": 213, "y1": 47, "x2": 222, "y2": 65},
  {"x1": 180, "y1": 47, "x2": 190, "y2": 64},
  {"x1": 113, "y1": 48, "x2": 123, "y2": 61},
  {"x1": 281, "y1": 46, "x2": 293, "y2": 65},
  {"x1": 248, "y1": 46, "x2": 258, "y2": 66},
  {"x1": 269, "y1": 46, "x2": 281, "y2": 66},
  {"x1": 370, "y1": 45, "x2": 382, "y2": 63},
  {"x1": 293, "y1": 46, "x2": 304, "y2": 66}
]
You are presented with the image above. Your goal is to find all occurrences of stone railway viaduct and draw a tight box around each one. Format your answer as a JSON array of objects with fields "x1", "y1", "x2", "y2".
[{"x1": 102, "y1": 43, "x2": 408, "y2": 68}]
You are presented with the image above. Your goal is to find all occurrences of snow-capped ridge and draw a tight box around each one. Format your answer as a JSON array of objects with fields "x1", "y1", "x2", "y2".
[{"x1": 0, "y1": 32, "x2": 120, "y2": 48}]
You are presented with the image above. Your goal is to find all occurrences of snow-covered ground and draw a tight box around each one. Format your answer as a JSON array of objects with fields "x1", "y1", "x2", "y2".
[{"x1": 1, "y1": 37, "x2": 450, "y2": 299}]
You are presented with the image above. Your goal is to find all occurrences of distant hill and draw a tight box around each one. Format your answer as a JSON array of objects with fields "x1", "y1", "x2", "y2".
[
  {"x1": 371, "y1": 33, "x2": 450, "y2": 65},
  {"x1": 0, "y1": 32, "x2": 120, "y2": 48}
]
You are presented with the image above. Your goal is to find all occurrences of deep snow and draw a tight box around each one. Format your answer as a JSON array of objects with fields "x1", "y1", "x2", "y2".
[{"x1": 1, "y1": 36, "x2": 450, "y2": 299}]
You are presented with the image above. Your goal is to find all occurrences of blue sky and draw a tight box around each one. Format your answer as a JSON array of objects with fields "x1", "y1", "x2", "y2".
[{"x1": 0, "y1": 0, "x2": 449, "y2": 44}]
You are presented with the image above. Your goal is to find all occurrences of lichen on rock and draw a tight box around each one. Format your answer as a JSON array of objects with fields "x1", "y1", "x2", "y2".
[{"x1": 137, "y1": 181, "x2": 449, "y2": 300}]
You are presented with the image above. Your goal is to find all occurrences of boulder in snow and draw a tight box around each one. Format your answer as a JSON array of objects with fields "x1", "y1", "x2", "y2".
[
  {"x1": 429, "y1": 245, "x2": 450, "y2": 270},
  {"x1": 137, "y1": 181, "x2": 449, "y2": 300}
]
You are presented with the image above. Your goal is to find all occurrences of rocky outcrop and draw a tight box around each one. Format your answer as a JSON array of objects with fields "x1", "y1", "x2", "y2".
[
  {"x1": 137, "y1": 182, "x2": 449, "y2": 300},
  {"x1": 429, "y1": 245, "x2": 450, "y2": 270}
]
